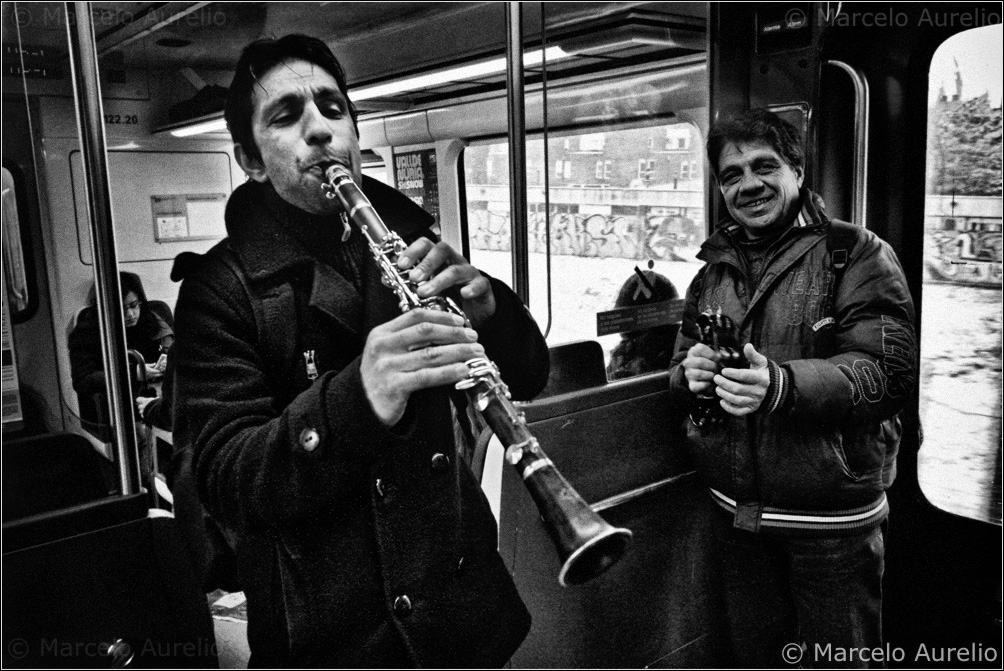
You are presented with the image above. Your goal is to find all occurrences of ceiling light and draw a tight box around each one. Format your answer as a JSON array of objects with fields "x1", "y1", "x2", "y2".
[
  {"x1": 351, "y1": 46, "x2": 572, "y2": 101},
  {"x1": 158, "y1": 46, "x2": 573, "y2": 137},
  {"x1": 167, "y1": 115, "x2": 227, "y2": 137}
]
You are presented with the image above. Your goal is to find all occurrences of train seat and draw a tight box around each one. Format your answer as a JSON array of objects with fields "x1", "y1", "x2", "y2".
[
  {"x1": 67, "y1": 300, "x2": 174, "y2": 447},
  {"x1": 472, "y1": 339, "x2": 609, "y2": 484},
  {"x1": 3, "y1": 492, "x2": 218, "y2": 668},
  {"x1": 2, "y1": 432, "x2": 110, "y2": 521},
  {"x1": 500, "y1": 372, "x2": 730, "y2": 667},
  {"x1": 145, "y1": 299, "x2": 175, "y2": 330},
  {"x1": 536, "y1": 339, "x2": 608, "y2": 399}
]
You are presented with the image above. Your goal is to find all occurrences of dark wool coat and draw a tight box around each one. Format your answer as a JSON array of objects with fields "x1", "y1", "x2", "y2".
[
  {"x1": 668, "y1": 191, "x2": 918, "y2": 535},
  {"x1": 173, "y1": 178, "x2": 547, "y2": 667}
]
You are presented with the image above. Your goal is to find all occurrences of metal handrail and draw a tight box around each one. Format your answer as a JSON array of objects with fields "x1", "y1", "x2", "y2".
[
  {"x1": 64, "y1": 1, "x2": 142, "y2": 496},
  {"x1": 825, "y1": 60, "x2": 870, "y2": 228},
  {"x1": 505, "y1": 2, "x2": 530, "y2": 305}
]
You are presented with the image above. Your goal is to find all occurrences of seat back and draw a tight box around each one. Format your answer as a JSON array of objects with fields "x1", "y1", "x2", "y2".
[
  {"x1": 536, "y1": 339, "x2": 608, "y2": 399},
  {"x1": 2, "y1": 433, "x2": 111, "y2": 521},
  {"x1": 67, "y1": 307, "x2": 109, "y2": 441},
  {"x1": 3, "y1": 498, "x2": 218, "y2": 668},
  {"x1": 68, "y1": 299, "x2": 163, "y2": 441},
  {"x1": 146, "y1": 299, "x2": 175, "y2": 329},
  {"x1": 3, "y1": 432, "x2": 217, "y2": 668},
  {"x1": 73, "y1": 350, "x2": 150, "y2": 444},
  {"x1": 500, "y1": 373, "x2": 730, "y2": 668}
]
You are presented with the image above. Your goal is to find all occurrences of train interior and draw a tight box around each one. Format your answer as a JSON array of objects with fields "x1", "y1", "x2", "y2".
[{"x1": 2, "y1": 2, "x2": 1001, "y2": 668}]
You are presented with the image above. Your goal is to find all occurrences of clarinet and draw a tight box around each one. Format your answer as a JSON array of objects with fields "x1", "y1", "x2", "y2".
[
  {"x1": 690, "y1": 311, "x2": 748, "y2": 427},
  {"x1": 322, "y1": 164, "x2": 631, "y2": 586}
]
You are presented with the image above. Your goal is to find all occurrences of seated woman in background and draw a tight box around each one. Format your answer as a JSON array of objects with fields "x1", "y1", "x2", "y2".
[
  {"x1": 606, "y1": 264, "x2": 679, "y2": 381},
  {"x1": 69, "y1": 271, "x2": 173, "y2": 427}
]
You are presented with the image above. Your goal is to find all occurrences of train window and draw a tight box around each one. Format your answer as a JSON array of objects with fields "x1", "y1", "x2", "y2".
[
  {"x1": 361, "y1": 150, "x2": 389, "y2": 185},
  {"x1": 2, "y1": 258, "x2": 25, "y2": 433},
  {"x1": 2, "y1": 166, "x2": 30, "y2": 319},
  {"x1": 2, "y1": 159, "x2": 41, "y2": 326},
  {"x1": 464, "y1": 122, "x2": 707, "y2": 379},
  {"x1": 919, "y1": 24, "x2": 1002, "y2": 525}
]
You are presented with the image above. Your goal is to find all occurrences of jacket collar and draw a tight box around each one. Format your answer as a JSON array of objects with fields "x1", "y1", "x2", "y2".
[
  {"x1": 224, "y1": 175, "x2": 435, "y2": 285},
  {"x1": 699, "y1": 188, "x2": 830, "y2": 265},
  {"x1": 699, "y1": 189, "x2": 835, "y2": 322}
]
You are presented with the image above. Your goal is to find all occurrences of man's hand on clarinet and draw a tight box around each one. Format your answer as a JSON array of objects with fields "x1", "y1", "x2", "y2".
[
  {"x1": 397, "y1": 238, "x2": 496, "y2": 328},
  {"x1": 361, "y1": 309, "x2": 485, "y2": 427},
  {"x1": 682, "y1": 342, "x2": 721, "y2": 398},
  {"x1": 714, "y1": 343, "x2": 770, "y2": 417}
]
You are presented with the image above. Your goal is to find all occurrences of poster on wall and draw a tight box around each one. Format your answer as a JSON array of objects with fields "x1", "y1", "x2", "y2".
[{"x1": 393, "y1": 149, "x2": 440, "y2": 233}]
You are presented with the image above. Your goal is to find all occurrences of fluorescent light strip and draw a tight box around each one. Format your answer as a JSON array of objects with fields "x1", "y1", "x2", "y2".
[
  {"x1": 170, "y1": 117, "x2": 227, "y2": 137},
  {"x1": 168, "y1": 46, "x2": 571, "y2": 137},
  {"x1": 351, "y1": 46, "x2": 571, "y2": 101}
]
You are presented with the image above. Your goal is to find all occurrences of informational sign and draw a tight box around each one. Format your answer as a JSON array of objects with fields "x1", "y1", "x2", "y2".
[
  {"x1": 596, "y1": 298, "x2": 685, "y2": 337},
  {"x1": 393, "y1": 149, "x2": 440, "y2": 232},
  {"x1": 3, "y1": 42, "x2": 62, "y2": 80},
  {"x1": 755, "y1": 3, "x2": 812, "y2": 54},
  {"x1": 2, "y1": 270, "x2": 24, "y2": 432},
  {"x1": 151, "y1": 193, "x2": 227, "y2": 242}
]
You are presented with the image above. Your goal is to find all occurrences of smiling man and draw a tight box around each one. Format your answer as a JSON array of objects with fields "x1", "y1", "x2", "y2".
[
  {"x1": 171, "y1": 35, "x2": 547, "y2": 667},
  {"x1": 667, "y1": 109, "x2": 917, "y2": 668}
]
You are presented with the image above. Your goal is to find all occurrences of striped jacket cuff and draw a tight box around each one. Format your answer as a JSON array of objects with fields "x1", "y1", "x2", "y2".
[{"x1": 762, "y1": 359, "x2": 791, "y2": 414}]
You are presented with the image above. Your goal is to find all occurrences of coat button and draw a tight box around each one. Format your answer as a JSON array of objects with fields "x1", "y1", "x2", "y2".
[
  {"x1": 393, "y1": 595, "x2": 412, "y2": 616},
  {"x1": 430, "y1": 453, "x2": 450, "y2": 472},
  {"x1": 299, "y1": 428, "x2": 320, "y2": 452}
]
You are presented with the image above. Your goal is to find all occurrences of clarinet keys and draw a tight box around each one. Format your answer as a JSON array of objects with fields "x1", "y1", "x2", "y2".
[
  {"x1": 690, "y1": 311, "x2": 749, "y2": 427},
  {"x1": 323, "y1": 164, "x2": 632, "y2": 586}
]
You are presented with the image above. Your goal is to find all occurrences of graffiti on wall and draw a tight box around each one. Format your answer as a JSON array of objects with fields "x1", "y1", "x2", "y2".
[
  {"x1": 925, "y1": 227, "x2": 1003, "y2": 286},
  {"x1": 469, "y1": 209, "x2": 701, "y2": 261}
]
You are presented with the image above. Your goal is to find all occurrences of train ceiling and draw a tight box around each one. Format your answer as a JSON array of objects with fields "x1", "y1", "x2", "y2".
[{"x1": 4, "y1": 2, "x2": 706, "y2": 117}]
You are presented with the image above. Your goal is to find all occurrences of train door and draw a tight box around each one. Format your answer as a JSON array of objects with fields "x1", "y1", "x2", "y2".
[
  {"x1": 457, "y1": 5, "x2": 733, "y2": 667},
  {"x1": 3, "y1": 3, "x2": 217, "y2": 667},
  {"x1": 802, "y1": 4, "x2": 1002, "y2": 663},
  {"x1": 698, "y1": 4, "x2": 1004, "y2": 664}
]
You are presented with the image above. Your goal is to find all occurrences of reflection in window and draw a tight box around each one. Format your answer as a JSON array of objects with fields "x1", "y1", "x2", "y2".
[
  {"x1": 2, "y1": 168, "x2": 29, "y2": 314},
  {"x1": 919, "y1": 24, "x2": 1002, "y2": 525},
  {"x1": 464, "y1": 123, "x2": 706, "y2": 376}
]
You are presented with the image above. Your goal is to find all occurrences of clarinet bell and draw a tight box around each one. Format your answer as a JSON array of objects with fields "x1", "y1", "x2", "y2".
[{"x1": 556, "y1": 515, "x2": 633, "y2": 587}]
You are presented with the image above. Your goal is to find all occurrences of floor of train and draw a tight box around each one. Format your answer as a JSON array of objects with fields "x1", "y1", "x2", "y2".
[{"x1": 208, "y1": 590, "x2": 250, "y2": 669}]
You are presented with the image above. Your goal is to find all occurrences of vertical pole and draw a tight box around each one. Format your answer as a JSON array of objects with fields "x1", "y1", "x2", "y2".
[
  {"x1": 538, "y1": 2, "x2": 553, "y2": 337},
  {"x1": 505, "y1": 2, "x2": 530, "y2": 305},
  {"x1": 64, "y1": 1, "x2": 141, "y2": 495}
]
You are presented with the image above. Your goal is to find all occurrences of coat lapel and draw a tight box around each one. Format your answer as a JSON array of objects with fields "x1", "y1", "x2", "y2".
[
  {"x1": 225, "y1": 177, "x2": 437, "y2": 340},
  {"x1": 308, "y1": 263, "x2": 362, "y2": 338}
]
